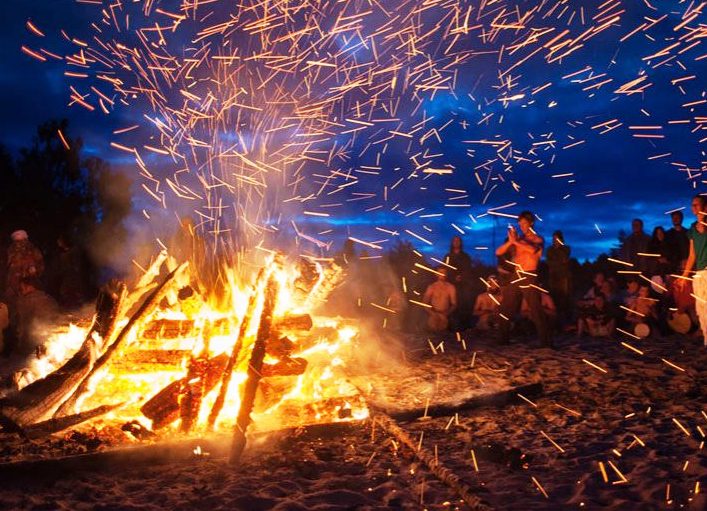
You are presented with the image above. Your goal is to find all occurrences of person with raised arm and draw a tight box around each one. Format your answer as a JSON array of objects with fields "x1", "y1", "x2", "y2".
[{"x1": 495, "y1": 211, "x2": 552, "y2": 348}]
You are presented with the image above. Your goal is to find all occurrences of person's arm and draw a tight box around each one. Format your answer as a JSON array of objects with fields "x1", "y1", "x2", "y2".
[
  {"x1": 678, "y1": 239, "x2": 696, "y2": 289},
  {"x1": 423, "y1": 284, "x2": 433, "y2": 305},
  {"x1": 496, "y1": 238, "x2": 513, "y2": 256},
  {"x1": 473, "y1": 295, "x2": 483, "y2": 315}
]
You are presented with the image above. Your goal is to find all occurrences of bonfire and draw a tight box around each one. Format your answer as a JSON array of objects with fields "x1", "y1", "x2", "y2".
[{"x1": 0, "y1": 251, "x2": 368, "y2": 463}]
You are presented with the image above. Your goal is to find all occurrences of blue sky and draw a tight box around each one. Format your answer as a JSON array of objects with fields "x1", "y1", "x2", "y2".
[{"x1": 1, "y1": 0, "x2": 705, "y2": 263}]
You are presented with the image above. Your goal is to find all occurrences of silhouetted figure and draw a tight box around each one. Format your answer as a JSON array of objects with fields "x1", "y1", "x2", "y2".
[
  {"x1": 665, "y1": 211, "x2": 690, "y2": 273},
  {"x1": 546, "y1": 230, "x2": 572, "y2": 326},
  {"x1": 473, "y1": 276, "x2": 501, "y2": 331},
  {"x1": 444, "y1": 235, "x2": 473, "y2": 330},
  {"x1": 0, "y1": 302, "x2": 8, "y2": 356},
  {"x1": 647, "y1": 226, "x2": 670, "y2": 277},
  {"x1": 577, "y1": 294, "x2": 616, "y2": 338},
  {"x1": 621, "y1": 218, "x2": 651, "y2": 273}
]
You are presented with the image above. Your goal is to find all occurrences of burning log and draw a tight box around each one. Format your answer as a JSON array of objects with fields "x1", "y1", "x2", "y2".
[
  {"x1": 24, "y1": 403, "x2": 124, "y2": 439},
  {"x1": 273, "y1": 314, "x2": 313, "y2": 333},
  {"x1": 140, "y1": 313, "x2": 311, "y2": 340},
  {"x1": 112, "y1": 350, "x2": 190, "y2": 368},
  {"x1": 266, "y1": 336, "x2": 295, "y2": 359},
  {"x1": 54, "y1": 263, "x2": 187, "y2": 418},
  {"x1": 141, "y1": 317, "x2": 231, "y2": 340},
  {"x1": 0, "y1": 281, "x2": 126, "y2": 428},
  {"x1": 179, "y1": 322, "x2": 213, "y2": 433},
  {"x1": 261, "y1": 357, "x2": 307, "y2": 377},
  {"x1": 293, "y1": 257, "x2": 320, "y2": 298},
  {"x1": 230, "y1": 274, "x2": 278, "y2": 464},
  {"x1": 206, "y1": 268, "x2": 267, "y2": 431},
  {"x1": 140, "y1": 354, "x2": 229, "y2": 430},
  {"x1": 178, "y1": 356, "x2": 209, "y2": 433}
]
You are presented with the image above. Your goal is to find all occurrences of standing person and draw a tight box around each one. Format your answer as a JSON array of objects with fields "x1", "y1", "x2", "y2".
[
  {"x1": 444, "y1": 236, "x2": 473, "y2": 330},
  {"x1": 4, "y1": 230, "x2": 44, "y2": 304},
  {"x1": 622, "y1": 219, "x2": 651, "y2": 273},
  {"x1": 495, "y1": 211, "x2": 552, "y2": 348},
  {"x1": 423, "y1": 267, "x2": 457, "y2": 332},
  {"x1": 546, "y1": 230, "x2": 572, "y2": 327},
  {"x1": 647, "y1": 227, "x2": 670, "y2": 277},
  {"x1": 665, "y1": 211, "x2": 690, "y2": 273},
  {"x1": 678, "y1": 194, "x2": 707, "y2": 346}
]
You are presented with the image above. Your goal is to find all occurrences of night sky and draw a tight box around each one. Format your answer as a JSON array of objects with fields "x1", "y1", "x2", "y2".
[{"x1": 1, "y1": 0, "x2": 705, "y2": 265}]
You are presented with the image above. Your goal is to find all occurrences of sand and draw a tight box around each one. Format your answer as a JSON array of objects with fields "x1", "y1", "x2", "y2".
[{"x1": 0, "y1": 331, "x2": 705, "y2": 510}]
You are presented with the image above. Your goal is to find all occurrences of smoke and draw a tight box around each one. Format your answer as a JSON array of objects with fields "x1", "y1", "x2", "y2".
[{"x1": 85, "y1": 161, "x2": 134, "y2": 278}]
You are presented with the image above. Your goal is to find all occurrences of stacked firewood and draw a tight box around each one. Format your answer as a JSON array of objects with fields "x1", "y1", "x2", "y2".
[{"x1": 0, "y1": 256, "x2": 326, "y2": 458}]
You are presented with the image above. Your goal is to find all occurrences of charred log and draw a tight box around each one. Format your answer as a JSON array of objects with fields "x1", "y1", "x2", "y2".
[
  {"x1": 140, "y1": 354, "x2": 229, "y2": 430},
  {"x1": 230, "y1": 274, "x2": 278, "y2": 465},
  {"x1": 261, "y1": 357, "x2": 307, "y2": 378},
  {"x1": 273, "y1": 314, "x2": 313, "y2": 333},
  {"x1": 24, "y1": 403, "x2": 124, "y2": 439},
  {"x1": 373, "y1": 411, "x2": 493, "y2": 511},
  {"x1": 0, "y1": 281, "x2": 125, "y2": 427},
  {"x1": 178, "y1": 357, "x2": 209, "y2": 433},
  {"x1": 379, "y1": 382, "x2": 544, "y2": 422},
  {"x1": 141, "y1": 313, "x2": 311, "y2": 341},
  {"x1": 206, "y1": 268, "x2": 267, "y2": 431},
  {"x1": 266, "y1": 336, "x2": 295, "y2": 359}
]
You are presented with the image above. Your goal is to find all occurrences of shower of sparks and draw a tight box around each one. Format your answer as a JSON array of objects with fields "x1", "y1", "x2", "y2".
[{"x1": 22, "y1": 0, "x2": 707, "y2": 258}]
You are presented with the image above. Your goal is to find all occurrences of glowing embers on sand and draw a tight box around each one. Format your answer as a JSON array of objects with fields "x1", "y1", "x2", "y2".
[{"x1": 3, "y1": 253, "x2": 368, "y2": 443}]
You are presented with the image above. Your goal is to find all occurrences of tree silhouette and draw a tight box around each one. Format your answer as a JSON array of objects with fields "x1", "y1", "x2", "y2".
[{"x1": 0, "y1": 119, "x2": 131, "y2": 297}]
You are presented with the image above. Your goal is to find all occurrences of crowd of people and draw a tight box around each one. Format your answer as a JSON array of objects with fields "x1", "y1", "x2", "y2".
[
  {"x1": 3, "y1": 196, "x2": 707, "y2": 358},
  {"x1": 0, "y1": 230, "x2": 88, "y2": 357},
  {"x1": 421, "y1": 196, "x2": 707, "y2": 349}
]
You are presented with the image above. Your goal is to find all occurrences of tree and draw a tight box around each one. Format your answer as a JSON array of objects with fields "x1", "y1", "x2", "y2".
[{"x1": 0, "y1": 119, "x2": 131, "y2": 297}]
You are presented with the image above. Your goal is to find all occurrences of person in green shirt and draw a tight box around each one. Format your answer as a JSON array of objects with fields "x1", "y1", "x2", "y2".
[{"x1": 678, "y1": 194, "x2": 707, "y2": 346}]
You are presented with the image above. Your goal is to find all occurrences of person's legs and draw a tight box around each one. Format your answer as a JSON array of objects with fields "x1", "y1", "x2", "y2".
[
  {"x1": 498, "y1": 283, "x2": 522, "y2": 343},
  {"x1": 692, "y1": 270, "x2": 707, "y2": 345},
  {"x1": 522, "y1": 286, "x2": 552, "y2": 347}
]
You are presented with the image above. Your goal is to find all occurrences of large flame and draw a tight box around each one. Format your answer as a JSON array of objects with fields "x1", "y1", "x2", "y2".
[{"x1": 27, "y1": 254, "x2": 367, "y2": 436}]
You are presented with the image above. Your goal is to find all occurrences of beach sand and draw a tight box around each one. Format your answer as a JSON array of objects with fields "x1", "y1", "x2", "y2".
[{"x1": 0, "y1": 332, "x2": 705, "y2": 510}]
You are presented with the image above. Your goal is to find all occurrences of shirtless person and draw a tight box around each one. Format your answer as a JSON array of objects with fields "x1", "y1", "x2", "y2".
[
  {"x1": 495, "y1": 211, "x2": 552, "y2": 347},
  {"x1": 423, "y1": 267, "x2": 457, "y2": 332}
]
